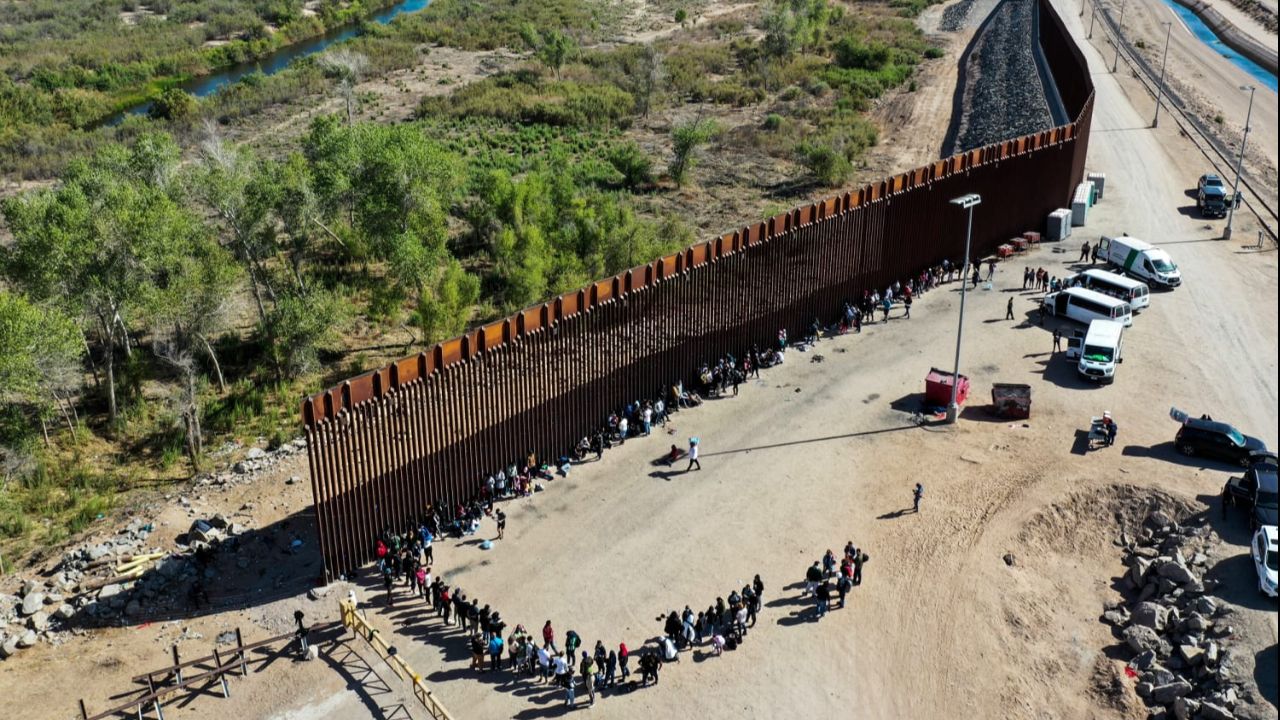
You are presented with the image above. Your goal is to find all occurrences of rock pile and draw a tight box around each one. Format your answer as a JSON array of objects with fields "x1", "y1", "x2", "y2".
[
  {"x1": 195, "y1": 437, "x2": 307, "y2": 491},
  {"x1": 948, "y1": 0, "x2": 1054, "y2": 154},
  {"x1": 1105, "y1": 510, "x2": 1245, "y2": 719},
  {"x1": 940, "y1": 0, "x2": 978, "y2": 32}
]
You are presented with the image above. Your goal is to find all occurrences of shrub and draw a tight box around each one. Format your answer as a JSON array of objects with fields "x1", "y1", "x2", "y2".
[
  {"x1": 675, "y1": 8, "x2": 689, "y2": 23},
  {"x1": 148, "y1": 87, "x2": 198, "y2": 121},
  {"x1": 797, "y1": 140, "x2": 853, "y2": 186},
  {"x1": 607, "y1": 142, "x2": 654, "y2": 190},
  {"x1": 924, "y1": 46, "x2": 944, "y2": 59},
  {"x1": 763, "y1": 113, "x2": 785, "y2": 130}
]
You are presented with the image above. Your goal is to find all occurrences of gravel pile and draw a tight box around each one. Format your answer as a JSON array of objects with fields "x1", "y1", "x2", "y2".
[
  {"x1": 949, "y1": 0, "x2": 1053, "y2": 154},
  {"x1": 939, "y1": 0, "x2": 978, "y2": 32},
  {"x1": 1104, "y1": 510, "x2": 1252, "y2": 719}
]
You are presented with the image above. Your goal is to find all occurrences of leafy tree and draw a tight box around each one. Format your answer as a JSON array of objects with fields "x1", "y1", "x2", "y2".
[
  {"x1": 668, "y1": 118, "x2": 720, "y2": 187},
  {"x1": 520, "y1": 25, "x2": 577, "y2": 80},
  {"x1": 149, "y1": 88, "x2": 198, "y2": 122},
  {"x1": 263, "y1": 289, "x2": 347, "y2": 379},
  {"x1": 0, "y1": 292, "x2": 82, "y2": 446},
  {"x1": 2, "y1": 138, "x2": 197, "y2": 429},
  {"x1": 762, "y1": 0, "x2": 832, "y2": 59}
]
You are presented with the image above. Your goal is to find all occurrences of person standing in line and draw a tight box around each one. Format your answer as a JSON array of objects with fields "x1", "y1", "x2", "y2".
[
  {"x1": 495, "y1": 509, "x2": 506, "y2": 540},
  {"x1": 986, "y1": 259, "x2": 996, "y2": 281},
  {"x1": 488, "y1": 633, "x2": 504, "y2": 672},
  {"x1": 618, "y1": 642, "x2": 630, "y2": 682},
  {"x1": 561, "y1": 654, "x2": 576, "y2": 707},
  {"x1": 642, "y1": 403, "x2": 653, "y2": 436},
  {"x1": 605, "y1": 649, "x2": 618, "y2": 688},
  {"x1": 853, "y1": 549, "x2": 869, "y2": 586},
  {"x1": 686, "y1": 439, "x2": 701, "y2": 471},
  {"x1": 903, "y1": 294, "x2": 912, "y2": 319},
  {"x1": 1006, "y1": 297, "x2": 1015, "y2": 320},
  {"x1": 804, "y1": 560, "x2": 823, "y2": 596},
  {"x1": 913, "y1": 483, "x2": 924, "y2": 513},
  {"x1": 1053, "y1": 327, "x2": 1062, "y2": 352},
  {"x1": 837, "y1": 573, "x2": 851, "y2": 608},
  {"x1": 580, "y1": 652, "x2": 596, "y2": 706}
]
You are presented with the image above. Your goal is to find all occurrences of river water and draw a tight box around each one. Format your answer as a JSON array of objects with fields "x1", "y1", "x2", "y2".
[
  {"x1": 112, "y1": 0, "x2": 431, "y2": 122},
  {"x1": 1161, "y1": 0, "x2": 1278, "y2": 92}
]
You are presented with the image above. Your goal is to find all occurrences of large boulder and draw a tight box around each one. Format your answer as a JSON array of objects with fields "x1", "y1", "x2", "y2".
[
  {"x1": 0, "y1": 635, "x2": 19, "y2": 658},
  {"x1": 1178, "y1": 644, "x2": 1204, "y2": 665},
  {"x1": 19, "y1": 593, "x2": 44, "y2": 616},
  {"x1": 1151, "y1": 680, "x2": 1193, "y2": 703},
  {"x1": 1130, "y1": 557, "x2": 1153, "y2": 586},
  {"x1": 1157, "y1": 561, "x2": 1197, "y2": 586},
  {"x1": 15, "y1": 630, "x2": 37, "y2": 648},
  {"x1": 26, "y1": 611, "x2": 49, "y2": 632},
  {"x1": 1131, "y1": 602, "x2": 1167, "y2": 631},
  {"x1": 1200, "y1": 702, "x2": 1235, "y2": 720},
  {"x1": 1124, "y1": 625, "x2": 1170, "y2": 655}
]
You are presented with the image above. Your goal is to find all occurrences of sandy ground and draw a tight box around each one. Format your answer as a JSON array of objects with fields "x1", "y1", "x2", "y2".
[
  {"x1": 3, "y1": 2, "x2": 1278, "y2": 719},
  {"x1": 1089, "y1": 0, "x2": 1278, "y2": 204}
]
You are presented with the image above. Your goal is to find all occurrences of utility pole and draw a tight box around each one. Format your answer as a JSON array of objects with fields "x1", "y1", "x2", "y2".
[
  {"x1": 1224, "y1": 85, "x2": 1255, "y2": 241},
  {"x1": 1153, "y1": 22, "x2": 1172, "y2": 127},
  {"x1": 1112, "y1": 0, "x2": 1127, "y2": 73},
  {"x1": 946, "y1": 193, "x2": 981, "y2": 424}
]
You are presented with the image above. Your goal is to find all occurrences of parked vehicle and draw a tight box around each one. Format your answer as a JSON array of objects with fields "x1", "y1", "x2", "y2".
[
  {"x1": 1252, "y1": 525, "x2": 1277, "y2": 598},
  {"x1": 1223, "y1": 461, "x2": 1279, "y2": 530},
  {"x1": 1175, "y1": 417, "x2": 1269, "y2": 466},
  {"x1": 1068, "y1": 269, "x2": 1150, "y2": 311},
  {"x1": 1197, "y1": 174, "x2": 1228, "y2": 218},
  {"x1": 1076, "y1": 319, "x2": 1125, "y2": 383},
  {"x1": 1041, "y1": 287, "x2": 1133, "y2": 327},
  {"x1": 1098, "y1": 235, "x2": 1182, "y2": 289}
]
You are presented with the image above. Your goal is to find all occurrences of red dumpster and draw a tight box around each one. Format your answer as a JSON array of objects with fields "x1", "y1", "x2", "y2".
[{"x1": 925, "y1": 368, "x2": 970, "y2": 408}]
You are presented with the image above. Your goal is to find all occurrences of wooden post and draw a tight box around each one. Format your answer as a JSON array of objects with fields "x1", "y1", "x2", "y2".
[
  {"x1": 78, "y1": 698, "x2": 88, "y2": 720},
  {"x1": 235, "y1": 628, "x2": 248, "y2": 677},
  {"x1": 172, "y1": 645, "x2": 182, "y2": 684}
]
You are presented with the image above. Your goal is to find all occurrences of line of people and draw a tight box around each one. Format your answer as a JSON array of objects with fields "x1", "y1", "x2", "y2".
[{"x1": 802, "y1": 542, "x2": 871, "y2": 618}]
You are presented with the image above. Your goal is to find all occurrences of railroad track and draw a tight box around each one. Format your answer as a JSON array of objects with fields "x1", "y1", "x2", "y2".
[{"x1": 1090, "y1": 1, "x2": 1279, "y2": 243}]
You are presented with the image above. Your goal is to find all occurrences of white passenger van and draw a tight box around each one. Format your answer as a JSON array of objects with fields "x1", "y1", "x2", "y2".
[
  {"x1": 1098, "y1": 235, "x2": 1182, "y2": 288},
  {"x1": 1042, "y1": 287, "x2": 1133, "y2": 327},
  {"x1": 1072, "y1": 269, "x2": 1150, "y2": 311},
  {"x1": 1077, "y1": 319, "x2": 1125, "y2": 383}
]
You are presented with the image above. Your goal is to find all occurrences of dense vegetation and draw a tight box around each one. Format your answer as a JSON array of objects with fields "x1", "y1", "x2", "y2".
[{"x1": 0, "y1": 0, "x2": 940, "y2": 564}]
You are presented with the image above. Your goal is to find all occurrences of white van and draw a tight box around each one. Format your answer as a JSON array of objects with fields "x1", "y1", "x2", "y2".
[
  {"x1": 1042, "y1": 287, "x2": 1133, "y2": 327},
  {"x1": 1071, "y1": 269, "x2": 1150, "y2": 311},
  {"x1": 1099, "y1": 235, "x2": 1181, "y2": 288},
  {"x1": 1077, "y1": 319, "x2": 1125, "y2": 383}
]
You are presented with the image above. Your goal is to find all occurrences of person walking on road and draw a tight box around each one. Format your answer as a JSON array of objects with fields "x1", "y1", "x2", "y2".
[
  {"x1": 912, "y1": 483, "x2": 924, "y2": 513},
  {"x1": 1052, "y1": 327, "x2": 1062, "y2": 353},
  {"x1": 1006, "y1": 297, "x2": 1015, "y2": 320},
  {"x1": 686, "y1": 438, "x2": 701, "y2": 471},
  {"x1": 495, "y1": 508, "x2": 506, "y2": 540}
]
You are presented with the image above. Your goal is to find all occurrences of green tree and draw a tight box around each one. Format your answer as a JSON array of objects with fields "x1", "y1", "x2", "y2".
[
  {"x1": 521, "y1": 25, "x2": 577, "y2": 80},
  {"x1": 607, "y1": 141, "x2": 654, "y2": 190},
  {"x1": 149, "y1": 88, "x2": 197, "y2": 122},
  {"x1": 264, "y1": 289, "x2": 347, "y2": 379},
  {"x1": 668, "y1": 118, "x2": 720, "y2": 187},
  {"x1": 762, "y1": 0, "x2": 832, "y2": 59},
  {"x1": 0, "y1": 292, "x2": 82, "y2": 446},
  {"x1": 797, "y1": 140, "x2": 854, "y2": 186},
  {"x1": 3, "y1": 139, "x2": 196, "y2": 429}
]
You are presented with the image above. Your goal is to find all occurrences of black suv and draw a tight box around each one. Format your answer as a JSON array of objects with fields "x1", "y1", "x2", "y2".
[
  {"x1": 1223, "y1": 462, "x2": 1279, "y2": 530},
  {"x1": 1174, "y1": 418, "x2": 1268, "y2": 466}
]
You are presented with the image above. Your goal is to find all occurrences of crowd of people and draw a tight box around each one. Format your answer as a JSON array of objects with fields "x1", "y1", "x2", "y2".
[
  {"x1": 803, "y1": 542, "x2": 871, "y2": 618},
  {"x1": 351, "y1": 251, "x2": 996, "y2": 708}
]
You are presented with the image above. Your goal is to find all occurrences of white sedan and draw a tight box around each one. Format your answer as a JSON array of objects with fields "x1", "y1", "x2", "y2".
[{"x1": 1253, "y1": 525, "x2": 1278, "y2": 598}]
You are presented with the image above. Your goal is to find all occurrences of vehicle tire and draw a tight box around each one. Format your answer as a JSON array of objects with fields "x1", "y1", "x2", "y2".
[
  {"x1": 1238, "y1": 455, "x2": 1252, "y2": 468},
  {"x1": 1179, "y1": 444, "x2": 1196, "y2": 456}
]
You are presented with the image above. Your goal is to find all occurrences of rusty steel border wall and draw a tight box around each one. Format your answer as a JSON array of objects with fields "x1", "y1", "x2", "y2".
[{"x1": 300, "y1": 0, "x2": 1095, "y2": 581}]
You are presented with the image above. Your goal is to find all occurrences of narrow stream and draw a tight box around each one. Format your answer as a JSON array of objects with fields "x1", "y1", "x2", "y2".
[
  {"x1": 108, "y1": 0, "x2": 431, "y2": 123},
  {"x1": 1161, "y1": 0, "x2": 1278, "y2": 92}
]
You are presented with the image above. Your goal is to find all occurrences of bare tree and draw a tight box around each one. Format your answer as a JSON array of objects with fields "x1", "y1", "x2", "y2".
[
  {"x1": 318, "y1": 50, "x2": 370, "y2": 124},
  {"x1": 153, "y1": 335, "x2": 203, "y2": 465},
  {"x1": 634, "y1": 44, "x2": 664, "y2": 118}
]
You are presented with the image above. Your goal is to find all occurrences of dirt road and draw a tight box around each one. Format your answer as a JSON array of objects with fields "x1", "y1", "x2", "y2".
[{"x1": 1088, "y1": 0, "x2": 1278, "y2": 205}]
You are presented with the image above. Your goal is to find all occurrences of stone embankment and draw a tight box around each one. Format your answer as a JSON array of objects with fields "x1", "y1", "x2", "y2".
[{"x1": 946, "y1": 0, "x2": 1056, "y2": 155}]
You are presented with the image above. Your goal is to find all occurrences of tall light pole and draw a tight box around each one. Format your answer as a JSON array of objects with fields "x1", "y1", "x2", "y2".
[
  {"x1": 946, "y1": 193, "x2": 981, "y2": 424},
  {"x1": 1152, "y1": 22, "x2": 1172, "y2": 127},
  {"x1": 1112, "y1": 0, "x2": 1127, "y2": 73},
  {"x1": 1224, "y1": 84, "x2": 1255, "y2": 241}
]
